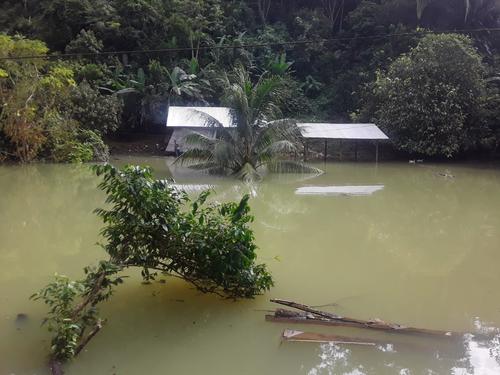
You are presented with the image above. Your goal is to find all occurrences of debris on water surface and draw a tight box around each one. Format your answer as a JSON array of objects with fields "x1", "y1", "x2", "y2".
[
  {"x1": 436, "y1": 170, "x2": 455, "y2": 179},
  {"x1": 267, "y1": 299, "x2": 465, "y2": 338},
  {"x1": 15, "y1": 313, "x2": 28, "y2": 328},
  {"x1": 282, "y1": 329, "x2": 377, "y2": 346}
]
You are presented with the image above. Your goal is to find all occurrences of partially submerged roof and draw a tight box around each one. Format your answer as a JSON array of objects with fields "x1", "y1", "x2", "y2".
[
  {"x1": 298, "y1": 123, "x2": 389, "y2": 140},
  {"x1": 295, "y1": 185, "x2": 384, "y2": 196},
  {"x1": 167, "y1": 106, "x2": 235, "y2": 128}
]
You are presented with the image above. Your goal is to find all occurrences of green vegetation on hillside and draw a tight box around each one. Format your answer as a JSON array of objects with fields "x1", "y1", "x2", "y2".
[{"x1": 0, "y1": 0, "x2": 499, "y2": 160}]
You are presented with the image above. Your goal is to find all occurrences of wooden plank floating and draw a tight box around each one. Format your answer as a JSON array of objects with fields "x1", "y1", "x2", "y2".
[
  {"x1": 280, "y1": 327, "x2": 463, "y2": 354},
  {"x1": 269, "y1": 299, "x2": 463, "y2": 338},
  {"x1": 282, "y1": 329, "x2": 377, "y2": 346}
]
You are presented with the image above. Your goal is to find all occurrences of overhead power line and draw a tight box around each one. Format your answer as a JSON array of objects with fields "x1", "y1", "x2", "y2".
[{"x1": 0, "y1": 27, "x2": 500, "y2": 61}]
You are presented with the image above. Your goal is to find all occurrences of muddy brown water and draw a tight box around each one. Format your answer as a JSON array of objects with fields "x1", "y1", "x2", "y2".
[{"x1": 1, "y1": 157, "x2": 500, "y2": 374}]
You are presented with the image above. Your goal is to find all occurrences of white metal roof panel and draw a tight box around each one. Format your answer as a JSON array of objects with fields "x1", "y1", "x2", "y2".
[
  {"x1": 295, "y1": 185, "x2": 384, "y2": 196},
  {"x1": 298, "y1": 123, "x2": 389, "y2": 140},
  {"x1": 167, "y1": 106, "x2": 235, "y2": 128}
]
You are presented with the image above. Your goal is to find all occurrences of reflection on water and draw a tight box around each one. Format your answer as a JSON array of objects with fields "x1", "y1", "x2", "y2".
[
  {"x1": 308, "y1": 343, "x2": 354, "y2": 375},
  {"x1": 1, "y1": 158, "x2": 500, "y2": 374},
  {"x1": 306, "y1": 330, "x2": 500, "y2": 375}
]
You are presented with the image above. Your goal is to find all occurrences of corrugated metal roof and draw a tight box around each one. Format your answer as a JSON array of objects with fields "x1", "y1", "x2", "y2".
[
  {"x1": 298, "y1": 123, "x2": 389, "y2": 140},
  {"x1": 167, "y1": 106, "x2": 235, "y2": 128}
]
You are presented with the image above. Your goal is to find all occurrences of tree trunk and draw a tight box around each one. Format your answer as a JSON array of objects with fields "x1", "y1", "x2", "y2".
[{"x1": 257, "y1": 0, "x2": 272, "y2": 24}]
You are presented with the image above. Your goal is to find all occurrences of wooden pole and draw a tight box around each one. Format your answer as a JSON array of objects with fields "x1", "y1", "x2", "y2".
[
  {"x1": 324, "y1": 140, "x2": 327, "y2": 162},
  {"x1": 375, "y1": 141, "x2": 379, "y2": 163},
  {"x1": 303, "y1": 140, "x2": 308, "y2": 162},
  {"x1": 354, "y1": 141, "x2": 358, "y2": 161}
]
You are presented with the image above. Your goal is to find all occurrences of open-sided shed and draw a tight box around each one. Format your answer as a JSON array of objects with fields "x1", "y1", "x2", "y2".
[{"x1": 298, "y1": 123, "x2": 389, "y2": 162}]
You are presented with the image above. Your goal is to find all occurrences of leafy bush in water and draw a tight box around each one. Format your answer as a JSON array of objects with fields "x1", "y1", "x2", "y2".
[
  {"x1": 33, "y1": 164, "x2": 272, "y2": 362},
  {"x1": 94, "y1": 164, "x2": 273, "y2": 297},
  {"x1": 31, "y1": 261, "x2": 124, "y2": 361}
]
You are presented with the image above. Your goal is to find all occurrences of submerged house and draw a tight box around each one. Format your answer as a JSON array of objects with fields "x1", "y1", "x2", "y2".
[
  {"x1": 166, "y1": 106, "x2": 389, "y2": 161},
  {"x1": 166, "y1": 106, "x2": 235, "y2": 154}
]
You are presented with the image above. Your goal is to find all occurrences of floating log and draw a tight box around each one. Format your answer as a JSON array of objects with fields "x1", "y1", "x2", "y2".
[
  {"x1": 271, "y1": 299, "x2": 342, "y2": 320},
  {"x1": 282, "y1": 329, "x2": 377, "y2": 346},
  {"x1": 269, "y1": 299, "x2": 462, "y2": 338}
]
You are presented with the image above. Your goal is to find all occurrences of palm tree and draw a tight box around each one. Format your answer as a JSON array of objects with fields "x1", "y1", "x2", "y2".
[{"x1": 176, "y1": 66, "x2": 322, "y2": 181}]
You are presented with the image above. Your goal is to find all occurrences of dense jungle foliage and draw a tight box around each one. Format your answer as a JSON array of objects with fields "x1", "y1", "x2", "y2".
[{"x1": 1, "y1": 0, "x2": 500, "y2": 160}]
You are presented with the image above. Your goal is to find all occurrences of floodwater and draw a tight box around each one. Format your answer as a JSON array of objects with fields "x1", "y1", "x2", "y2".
[{"x1": 1, "y1": 157, "x2": 500, "y2": 375}]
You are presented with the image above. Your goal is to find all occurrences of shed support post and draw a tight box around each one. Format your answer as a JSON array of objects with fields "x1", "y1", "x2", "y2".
[
  {"x1": 304, "y1": 140, "x2": 308, "y2": 162},
  {"x1": 375, "y1": 141, "x2": 379, "y2": 164},
  {"x1": 324, "y1": 140, "x2": 327, "y2": 162},
  {"x1": 355, "y1": 141, "x2": 358, "y2": 162}
]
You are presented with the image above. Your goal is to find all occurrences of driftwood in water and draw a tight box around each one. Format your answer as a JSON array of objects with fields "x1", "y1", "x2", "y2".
[
  {"x1": 269, "y1": 299, "x2": 461, "y2": 338},
  {"x1": 282, "y1": 329, "x2": 377, "y2": 346},
  {"x1": 271, "y1": 299, "x2": 343, "y2": 320}
]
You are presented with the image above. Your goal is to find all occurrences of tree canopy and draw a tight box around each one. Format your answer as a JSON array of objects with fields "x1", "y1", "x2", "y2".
[{"x1": 372, "y1": 34, "x2": 486, "y2": 157}]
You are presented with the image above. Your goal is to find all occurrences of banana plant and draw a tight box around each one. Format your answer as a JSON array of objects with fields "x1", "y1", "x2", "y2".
[
  {"x1": 267, "y1": 53, "x2": 294, "y2": 76},
  {"x1": 112, "y1": 62, "x2": 204, "y2": 129}
]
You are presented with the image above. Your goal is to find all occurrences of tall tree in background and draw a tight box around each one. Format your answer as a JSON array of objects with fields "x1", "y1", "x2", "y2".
[
  {"x1": 322, "y1": 0, "x2": 345, "y2": 31},
  {"x1": 373, "y1": 33, "x2": 486, "y2": 157},
  {"x1": 257, "y1": 0, "x2": 272, "y2": 24}
]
